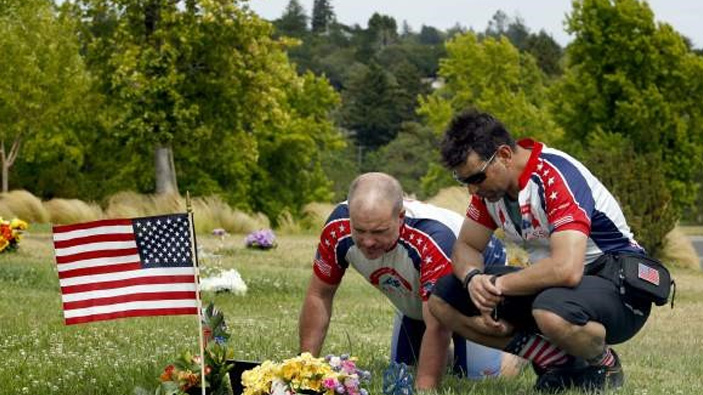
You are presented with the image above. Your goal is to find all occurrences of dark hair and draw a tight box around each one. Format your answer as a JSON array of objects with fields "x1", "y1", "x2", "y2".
[{"x1": 440, "y1": 108, "x2": 516, "y2": 168}]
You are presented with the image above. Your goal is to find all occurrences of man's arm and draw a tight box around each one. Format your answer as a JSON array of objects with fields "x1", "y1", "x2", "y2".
[
  {"x1": 299, "y1": 274, "x2": 340, "y2": 356},
  {"x1": 416, "y1": 301, "x2": 452, "y2": 391},
  {"x1": 496, "y1": 230, "x2": 588, "y2": 295},
  {"x1": 452, "y1": 217, "x2": 502, "y2": 313}
]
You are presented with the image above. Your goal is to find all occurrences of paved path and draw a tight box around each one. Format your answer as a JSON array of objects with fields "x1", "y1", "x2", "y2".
[{"x1": 690, "y1": 235, "x2": 703, "y2": 270}]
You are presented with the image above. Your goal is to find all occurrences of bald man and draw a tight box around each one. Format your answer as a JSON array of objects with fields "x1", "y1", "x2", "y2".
[{"x1": 298, "y1": 172, "x2": 512, "y2": 391}]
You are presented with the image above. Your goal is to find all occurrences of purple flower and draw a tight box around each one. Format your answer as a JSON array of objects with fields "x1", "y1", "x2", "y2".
[
  {"x1": 212, "y1": 228, "x2": 227, "y2": 237},
  {"x1": 244, "y1": 229, "x2": 277, "y2": 249}
]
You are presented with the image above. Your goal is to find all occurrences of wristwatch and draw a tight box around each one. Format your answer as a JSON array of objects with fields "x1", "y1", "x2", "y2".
[{"x1": 462, "y1": 268, "x2": 483, "y2": 291}]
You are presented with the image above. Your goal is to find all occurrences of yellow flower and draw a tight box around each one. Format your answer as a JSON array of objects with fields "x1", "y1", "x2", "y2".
[
  {"x1": 0, "y1": 239, "x2": 7, "y2": 252},
  {"x1": 10, "y1": 218, "x2": 27, "y2": 230}
]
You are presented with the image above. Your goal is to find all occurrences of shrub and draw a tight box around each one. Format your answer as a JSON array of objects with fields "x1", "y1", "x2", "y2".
[{"x1": 583, "y1": 131, "x2": 677, "y2": 258}]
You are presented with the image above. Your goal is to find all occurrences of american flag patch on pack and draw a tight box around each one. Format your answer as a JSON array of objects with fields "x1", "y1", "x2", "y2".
[{"x1": 638, "y1": 262, "x2": 660, "y2": 286}]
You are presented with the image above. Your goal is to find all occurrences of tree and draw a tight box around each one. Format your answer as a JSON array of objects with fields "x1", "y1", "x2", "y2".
[
  {"x1": 367, "y1": 13, "x2": 398, "y2": 49},
  {"x1": 340, "y1": 63, "x2": 404, "y2": 150},
  {"x1": 551, "y1": 0, "x2": 703, "y2": 212},
  {"x1": 311, "y1": 0, "x2": 334, "y2": 35},
  {"x1": 275, "y1": 0, "x2": 307, "y2": 37},
  {"x1": 364, "y1": 122, "x2": 439, "y2": 198},
  {"x1": 0, "y1": 0, "x2": 91, "y2": 192},
  {"x1": 77, "y1": 0, "x2": 343, "y2": 220},
  {"x1": 484, "y1": 11, "x2": 563, "y2": 76},
  {"x1": 418, "y1": 32, "x2": 562, "y2": 142}
]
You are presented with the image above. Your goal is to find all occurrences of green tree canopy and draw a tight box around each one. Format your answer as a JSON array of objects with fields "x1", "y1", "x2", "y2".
[
  {"x1": 274, "y1": 0, "x2": 308, "y2": 37},
  {"x1": 0, "y1": 0, "x2": 91, "y2": 192},
  {"x1": 311, "y1": 0, "x2": 334, "y2": 35},
  {"x1": 73, "y1": 0, "x2": 342, "y2": 221},
  {"x1": 551, "y1": 0, "x2": 703, "y2": 211},
  {"x1": 418, "y1": 32, "x2": 562, "y2": 143}
]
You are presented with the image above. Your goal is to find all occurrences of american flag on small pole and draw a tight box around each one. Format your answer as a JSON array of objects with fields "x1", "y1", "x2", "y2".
[
  {"x1": 52, "y1": 211, "x2": 201, "y2": 325},
  {"x1": 52, "y1": 193, "x2": 209, "y2": 394}
]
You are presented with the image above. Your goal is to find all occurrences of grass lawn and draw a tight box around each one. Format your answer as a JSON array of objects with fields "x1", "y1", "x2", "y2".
[{"x1": 1, "y1": 230, "x2": 702, "y2": 395}]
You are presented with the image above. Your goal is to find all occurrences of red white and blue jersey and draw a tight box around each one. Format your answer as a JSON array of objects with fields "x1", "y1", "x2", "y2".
[
  {"x1": 314, "y1": 199, "x2": 506, "y2": 320},
  {"x1": 466, "y1": 139, "x2": 644, "y2": 265}
]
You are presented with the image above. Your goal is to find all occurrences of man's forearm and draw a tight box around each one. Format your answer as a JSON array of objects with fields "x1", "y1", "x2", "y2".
[
  {"x1": 452, "y1": 240, "x2": 486, "y2": 281},
  {"x1": 415, "y1": 325, "x2": 451, "y2": 390},
  {"x1": 299, "y1": 294, "x2": 332, "y2": 356}
]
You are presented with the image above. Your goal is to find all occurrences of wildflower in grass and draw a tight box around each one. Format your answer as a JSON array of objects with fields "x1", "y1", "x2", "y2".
[
  {"x1": 244, "y1": 229, "x2": 277, "y2": 250},
  {"x1": 0, "y1": 217, "x2": 27, "y2": 253}
]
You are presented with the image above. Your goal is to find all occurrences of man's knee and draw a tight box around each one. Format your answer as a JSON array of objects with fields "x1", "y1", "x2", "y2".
[
  {"x1": 533, "y1": 309, "x2": 574, "y2": 342},
  {"x1": 428, "y1": 294, "x2": 451, "y2": 324}
]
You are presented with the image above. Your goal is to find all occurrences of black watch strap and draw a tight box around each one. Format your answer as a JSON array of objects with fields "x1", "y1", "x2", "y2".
[{"x1": 462, "y1": 268, "x2": 482, "y2": 291}]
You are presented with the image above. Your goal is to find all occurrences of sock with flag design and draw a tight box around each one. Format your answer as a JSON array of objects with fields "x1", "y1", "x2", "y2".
[
  {"x1": 504, "y1": 331, "x2": 570, "y2": 369},
  {"x1": 588, "y1": 346, "x2": 616, "y2": 367}
]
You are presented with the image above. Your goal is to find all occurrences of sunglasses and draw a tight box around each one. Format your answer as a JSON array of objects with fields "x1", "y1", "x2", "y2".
[{"x1": 453, "y1": 150, "x2": 498, "y2": 186}]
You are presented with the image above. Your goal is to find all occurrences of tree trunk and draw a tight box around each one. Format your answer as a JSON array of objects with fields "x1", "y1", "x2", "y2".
[
  {"x1": 154, "y1": 144, "x2": 179, "y2": 195},
  {"x1": 0, "y1": 138, "x2": 21, "y2": 193}
]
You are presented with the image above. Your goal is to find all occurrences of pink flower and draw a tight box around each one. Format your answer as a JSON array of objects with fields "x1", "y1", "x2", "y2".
[{"x1": 323, "y1": 377, "x2": 339, "y2": 389}]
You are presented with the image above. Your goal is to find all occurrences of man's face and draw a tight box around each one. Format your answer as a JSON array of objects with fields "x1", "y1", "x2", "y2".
[
  {"x1": 453, "y1": 149, "x2": 507, "y2": 202},
  {"x1": 349, "y1": 203, "x2": 403, "y2": 260}
]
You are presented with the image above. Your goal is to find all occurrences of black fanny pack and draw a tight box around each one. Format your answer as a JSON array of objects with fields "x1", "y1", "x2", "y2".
[{"x1": 587, "y1": 253, "x2": 676, "y2": 308}]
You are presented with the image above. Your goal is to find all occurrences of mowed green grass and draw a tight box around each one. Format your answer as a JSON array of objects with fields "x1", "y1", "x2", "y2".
[{"x1": 1, "y1": 230, "x2": 702, "y2": 395}]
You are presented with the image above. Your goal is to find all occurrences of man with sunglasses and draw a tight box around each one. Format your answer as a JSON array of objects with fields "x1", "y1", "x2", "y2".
[
  {"x1": 299, "y1": 172, "x2": 519, "y2": 391},
  {"x1": 428, "y1": 109, "x2": 652, "y2": 393}
]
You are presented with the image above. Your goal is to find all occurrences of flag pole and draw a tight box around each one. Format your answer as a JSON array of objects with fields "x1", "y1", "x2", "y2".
[{"x1": 186, "y1": 191, "x2": 207, "y2": 395}]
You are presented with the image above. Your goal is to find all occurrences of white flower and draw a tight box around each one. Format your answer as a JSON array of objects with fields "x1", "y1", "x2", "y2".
[
  {"x1": 271, "y1": 379, "x2": 289, "y2": 395},
  {"x1": 200, "y1": 269, "x2": 248, "y2": 295},
  {"x1": 329, "y1": 356, "x2": 342, "y2": 368}
]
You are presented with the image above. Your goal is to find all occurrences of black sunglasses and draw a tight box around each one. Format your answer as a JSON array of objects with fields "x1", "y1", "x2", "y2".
[{"x1": 453, "y1": 150, "x2": 498, "y2": 186}]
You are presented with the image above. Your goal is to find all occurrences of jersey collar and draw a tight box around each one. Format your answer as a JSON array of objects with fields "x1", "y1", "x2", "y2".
[{"x1": 517, "y1": 138, "x2": 544, "y2": 190}]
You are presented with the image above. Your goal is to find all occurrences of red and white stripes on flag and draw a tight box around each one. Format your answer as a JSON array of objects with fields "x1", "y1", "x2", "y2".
[{"x1": 53, "y1": 214, "x2": 199, "y2": 325}]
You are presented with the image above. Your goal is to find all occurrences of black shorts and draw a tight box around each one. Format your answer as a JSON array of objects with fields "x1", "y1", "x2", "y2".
[{"x1": 433, "y1": 265, "x2": 652, "y2": 344}]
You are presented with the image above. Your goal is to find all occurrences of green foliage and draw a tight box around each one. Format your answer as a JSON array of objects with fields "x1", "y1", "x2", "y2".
[
  {"x1": 0, "y1": 0, "x2": 92, "y2": 191},
  {"x1": 340, "y1": 62, "x2": 404, "y2": 149},
  {"x1": 484, "y1": 11, "x2": 563, "y2": 76},
  {"x1": 418, "y1": 33, "x2": 561, "y2": 142},
  {"x1": 311, "y1": 0, "x2": 334, "y2": 34},
  {"x1": 583, "y1": 131, "x2": 678, "y2": 257},
  {"x1": 320, "y1": 138, "x2": 360, "y2": 202},
  {"x1": 551, "y1": 0, "x2": 703, "y2": 213},
  {"x1": 274, "y1": 0, "x2": 308, "y2": 37},
  {"x1": 69, "y1": 0, "x2": 343, "y2": 221},
  {"x1": 364, "y1": 123, "x2": 439, "y2": 198}
]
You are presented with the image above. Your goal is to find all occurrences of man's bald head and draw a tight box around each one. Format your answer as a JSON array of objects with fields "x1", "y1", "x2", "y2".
[{"x1": 347, "y1": 172, "x2": 404, "y2": 216}]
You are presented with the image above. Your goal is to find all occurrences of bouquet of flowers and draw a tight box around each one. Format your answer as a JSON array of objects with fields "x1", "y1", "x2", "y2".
[
  {"x1": 241, "y1": 353, "x2": 371, "y2": 395},
  {"x1": 0, "y1": 218, "x2": 28, "y2": 253},
  {"x1": 149, "y1": 304, "x2": 235, "y2": 395},
  {"x1": 244, "y1": 229, "x2": 277, "y2": 250}
]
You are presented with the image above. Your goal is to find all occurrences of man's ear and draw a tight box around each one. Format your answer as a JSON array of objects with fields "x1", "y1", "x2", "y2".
[{"x1": 398, "y1": 208, "x2": 406, "y2": 222}]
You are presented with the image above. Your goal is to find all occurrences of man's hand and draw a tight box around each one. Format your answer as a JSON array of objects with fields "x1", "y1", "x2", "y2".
[{"x1": 468, "y1": 274, "x2": 502, "y2": 313}]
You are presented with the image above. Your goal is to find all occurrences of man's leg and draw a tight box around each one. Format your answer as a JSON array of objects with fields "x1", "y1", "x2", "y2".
[
  {"x1": 530, "y1": 275, "x2": 652, "y2": 392},
  {"x1": 452, "y1": 332, "x2": 507, "y2": 379},
  {"x1": 430, "y1": 273, "x2": 572, "y2": 369},
  {"x1": 390, "y1": 312, "x2": 424, "y2": 365}
]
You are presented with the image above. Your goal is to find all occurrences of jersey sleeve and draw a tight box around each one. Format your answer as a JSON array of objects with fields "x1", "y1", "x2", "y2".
[
  {"x1": 414, "y1": 225, "x2": 455, "y2": 301},
  {"x1": 539, "y1": 159, "x2": 593, "y2": 236},
  {"x1": 313, "y1": 204, "x2": 352, "y2": 285},
  {"x1": 466, "y1": 195, "x2": 498, "y2": 230}
]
